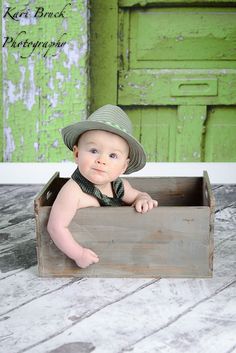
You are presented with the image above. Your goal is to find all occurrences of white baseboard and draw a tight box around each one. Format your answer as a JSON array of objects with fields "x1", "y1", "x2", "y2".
[{"x1": 0, "y1": 162, "x2": 235, "y2": 184}]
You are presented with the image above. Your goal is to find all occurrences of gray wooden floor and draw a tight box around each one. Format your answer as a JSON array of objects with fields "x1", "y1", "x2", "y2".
[{"x1": 0, "y1": 184, "x2": 235, "y2": 353}]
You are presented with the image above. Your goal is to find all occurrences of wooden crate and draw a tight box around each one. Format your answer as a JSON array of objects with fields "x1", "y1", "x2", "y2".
[{"x1": 34, "y1": 171, "x2": 215, "y2": 278}]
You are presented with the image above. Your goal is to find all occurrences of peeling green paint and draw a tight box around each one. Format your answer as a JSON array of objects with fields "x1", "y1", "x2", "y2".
[
  {"x1": 0, "y1": 3, "x2": 3, "y2": 162},
  {"x1": 90, "y1": 1, "x2": 236, "y2": 162},
  {"x1": 2, "y1": 0, "x2": 88, "y2": 162},
  {"x1": 2, "y1": 0, "x2": 236, "y2": 163}
]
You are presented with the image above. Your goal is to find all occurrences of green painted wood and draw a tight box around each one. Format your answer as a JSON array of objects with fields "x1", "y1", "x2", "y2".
[
  {"x1": 118, "y1": 70, "x2": 236, "y2": 106},
  {"x1": 90, "y1": 0, "x2": 118, "y2": 112},
  {"x1": 171, "y1": 78, "x2": 218, "y2": 97},
  {"x1": 176, "y1": 106, "x2": 206, "y2": 162},
  {"x1": 129, "y1": 7, "x2": 236, "y2": 69},
  {"x1": 122, "y1": 107, "x2": 142, "y2": 142},
  {"x1": 0, "y1": 2, "x2": 2, "y2": 162},
  {"x1": 120, "y1": 0, "x2": 236, "y2": 5},
  {"x1": 204, "y1": 107, "x2": 236, "y2": 161},
  {"x1": 124, "y1": 107, "x2": 177, "y2": 161},
  {"x1": 90, "y1": 0, "x2": 236, "y2": 162},
  {"x1": 2, "y1": 1, "x2": 88, "y2": 162}
]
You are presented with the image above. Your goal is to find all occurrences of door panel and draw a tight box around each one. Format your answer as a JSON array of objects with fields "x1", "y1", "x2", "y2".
[
  {"x1": 90, "y1": 0, "x2": 118, "y2": 109},
  {"x1": 123, "y1": 107, "x2": 177, "y2": 161},
  {"x1": 123, "y1": 106, "x2": 209, "y2": 162},
  {"x1": 90, "y1": 1, "x2": 236, "y2": 162},
  {"x1": 119, "y1": 70, "x2": 236, "y2": 105},
  {"x1": 204, "y1": 107, "x2": 236, "y2": 161},
  {"x1": 129, "y1": 7, "x2": 236, "y2": 69},
  {"x1": 176, "y1": 106, "x2": 206, "y2": 162}
]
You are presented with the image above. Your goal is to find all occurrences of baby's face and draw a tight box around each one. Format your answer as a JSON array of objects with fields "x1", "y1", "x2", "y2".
[{"x1": 73, "y1": 130, "x2": 130, "y2": 186}]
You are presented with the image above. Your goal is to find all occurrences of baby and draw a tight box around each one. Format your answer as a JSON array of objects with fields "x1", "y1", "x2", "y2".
[{"x1": 47, "y1": 104, "x2": 158, "y2": 268}]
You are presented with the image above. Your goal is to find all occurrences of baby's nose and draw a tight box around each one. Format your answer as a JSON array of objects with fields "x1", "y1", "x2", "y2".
[{"x1": 96, "y1": 155, "x2": 106, "y2": 165}]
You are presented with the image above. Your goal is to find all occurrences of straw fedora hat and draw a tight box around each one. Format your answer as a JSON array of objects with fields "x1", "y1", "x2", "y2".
[{"x1": 61, "y1": 104, "x2": 146, "y2": 174}]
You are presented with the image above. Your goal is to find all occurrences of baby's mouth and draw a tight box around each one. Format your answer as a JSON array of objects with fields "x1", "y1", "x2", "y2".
[{"x1": 92, "y1": 168, "x2": 106, "y2": 173}]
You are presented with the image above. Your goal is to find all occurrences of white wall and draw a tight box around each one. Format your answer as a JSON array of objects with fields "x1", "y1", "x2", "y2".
[{"x1": 0, "y1": 163, "x2": 235, "y2": 184}]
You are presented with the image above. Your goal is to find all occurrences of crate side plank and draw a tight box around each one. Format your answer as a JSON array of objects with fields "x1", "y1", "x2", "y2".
[
  {"x1": 35, "y1": 174, "x2": 204, "y2": 207},
  {"x1": 203, "y1": 171, "x2": 215, "y2": 273},
  {"x1": 127, "y1": 176, "x2": 203, "y2": 206},
  {"x1": 37, "y1": 206, "x2": 211, "y2": 278}
]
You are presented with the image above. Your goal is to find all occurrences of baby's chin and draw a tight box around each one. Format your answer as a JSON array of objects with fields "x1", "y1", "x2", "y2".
[{"x1": 83, "y1": 170, "x2": 111, "y2": 185}]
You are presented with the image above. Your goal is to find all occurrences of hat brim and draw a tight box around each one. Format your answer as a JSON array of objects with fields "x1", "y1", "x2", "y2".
[{"x1": 62, "y1": 121, "x2": 146, "y2": 174}]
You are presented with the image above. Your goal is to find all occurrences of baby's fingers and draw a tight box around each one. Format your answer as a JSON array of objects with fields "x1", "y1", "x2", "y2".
[
  {"x1": 146, "y1": 200, "x2": 158, "y2": 211},
  {"x1": 135, "y1": 199, "x2": 158, "y2": 213},
  {"x1": 134, "y1": 200, "x2": 143, "y2": 213},
  {"x1": 135, "y1": 200, "x2": 148, "y2": 213},
  {"x1": 141, "y1": 201, "x2": 150, "y2": 213},
  {"x1": 88, "y1": 249, "x2": 99, "y2": 263},
  {"x1": 153, "y1": 200, "x2": 158, "y2": 208}
]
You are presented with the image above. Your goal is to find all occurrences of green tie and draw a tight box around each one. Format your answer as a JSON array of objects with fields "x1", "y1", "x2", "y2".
[{"x1": 71, "y1": 168, "x2": 125, "y2": 206}]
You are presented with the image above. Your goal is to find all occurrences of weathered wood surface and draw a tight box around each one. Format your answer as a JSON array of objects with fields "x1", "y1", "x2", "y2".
[
  {"x1": 35, "y1": 173, "x2": 214, "y2": 278},
  {"x1": 0, "y1": 183, "x2": 235, "y2": 353},
  {"x1": 38, "y1": 206, "x2": 211, "y2": 278}
]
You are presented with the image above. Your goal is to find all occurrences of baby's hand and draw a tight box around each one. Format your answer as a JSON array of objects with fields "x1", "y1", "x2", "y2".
[
  {"x1": 75, "y1": 247, "x2": 99, "y2": 268},
  {"x1": 133, "y1": 194, "x2": 158, "y2": 213}
]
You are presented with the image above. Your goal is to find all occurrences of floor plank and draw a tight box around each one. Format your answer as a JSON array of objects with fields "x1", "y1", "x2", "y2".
[
  {"x1": 0, "y1": 184, "x2": 235, "y2": 353},
  {"x1": 121, "y1": 280, "x2": 236, "y2": 353},
  {"x1": 0, "y1": 278, "x2": 158, "y2": 353},
  {"x1": 20, "y1": 278, "x2": 235, "y2": 353},
  {"x1": 0, "y1": 267, "x2": 74, "y2": 316}
]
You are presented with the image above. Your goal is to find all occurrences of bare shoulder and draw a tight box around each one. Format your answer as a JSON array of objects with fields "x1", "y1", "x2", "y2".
[
  {"x1": 53, "y1": 178, "x2": 82, "y2": 209},
  {"x1": 61, "y1": 178, "x2": 82, "y2": 194},
  {"x1": 47, "y1": 178, "x2": 84, "y2": 229},
  {"x1": 55, "y1": 178, "x2": 100, "y2": 209}
]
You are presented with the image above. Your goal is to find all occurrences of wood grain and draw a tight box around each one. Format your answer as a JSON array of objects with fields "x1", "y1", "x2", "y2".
[
  {"x1": 0, "y1": 183, "x2": 235, "y2": 353},
  {"x1": 35, "y1": 173, "x2": 214, "y2": 277}
]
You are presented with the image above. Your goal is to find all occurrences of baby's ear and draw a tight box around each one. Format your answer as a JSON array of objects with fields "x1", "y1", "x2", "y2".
[
  {"x1": 123, "y1": 158, "x2": 130, "y2": 173},
  {"x1": 73, "y1": 145, "x2": 79, "y2": 159}
]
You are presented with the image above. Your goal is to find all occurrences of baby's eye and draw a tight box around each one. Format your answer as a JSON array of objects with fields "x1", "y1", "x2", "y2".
[
  {"x1": 89, "y1": 148, "x2": 98, "y2": 154},
  {"x1": 109, "y1": 153, "x2": 118, "y2": 159}
]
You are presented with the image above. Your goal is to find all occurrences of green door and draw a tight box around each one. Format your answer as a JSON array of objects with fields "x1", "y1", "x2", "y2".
[{"x1": 90, "y1": 0, "x2": 236, "y2": 162}]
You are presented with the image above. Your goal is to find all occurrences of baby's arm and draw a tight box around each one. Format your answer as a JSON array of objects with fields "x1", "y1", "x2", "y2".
[
  {"x1": 122, "y1": 179, "x2": 158, "y2": 213},
  {"x1": 47, "y1": 179, "x2": 99, "y2": 268}
]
